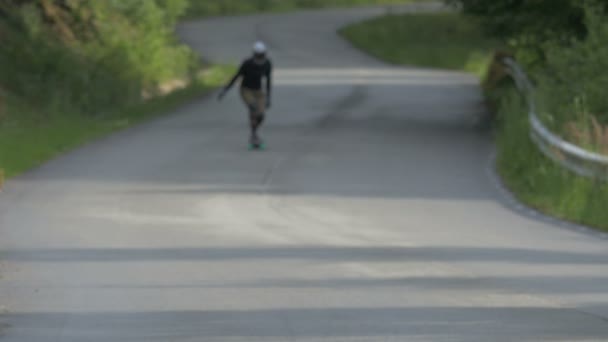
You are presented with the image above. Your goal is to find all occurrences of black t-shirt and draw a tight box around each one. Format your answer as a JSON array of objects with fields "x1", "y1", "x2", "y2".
[{"x1": 236, "y1": 58, "x2": 272, "y2": 90}]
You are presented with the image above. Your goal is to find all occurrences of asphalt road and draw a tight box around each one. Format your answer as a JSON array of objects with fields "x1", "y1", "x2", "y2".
[{"x1": 1, "y1": 4, "x2": 608, "y2": 341}]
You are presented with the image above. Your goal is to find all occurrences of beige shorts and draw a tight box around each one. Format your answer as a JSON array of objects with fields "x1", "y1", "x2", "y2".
[{"x1": 240, "y1": 88, "x2": 266, "y2": 115}]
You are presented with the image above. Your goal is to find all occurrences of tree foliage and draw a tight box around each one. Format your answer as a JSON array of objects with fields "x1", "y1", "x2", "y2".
[
  {"x1": 444, "y1": 0, "x2": 608, "y2": 45},
  {"x1": 536, "y1": 4, "x2": 608, "y2": 126},
  {"x1": 0, "y1": 0, "x2": 195, "y2": 113}
]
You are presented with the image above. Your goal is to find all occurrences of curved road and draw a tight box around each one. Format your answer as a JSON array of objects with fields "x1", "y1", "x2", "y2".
[{"x1": 2, "y1": 4, "x2": 608, "y2": 341}]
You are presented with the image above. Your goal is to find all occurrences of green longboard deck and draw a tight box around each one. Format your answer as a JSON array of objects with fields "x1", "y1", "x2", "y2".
[{"x1": 249, "y1": 143, "x2": 266, "y2": 151}]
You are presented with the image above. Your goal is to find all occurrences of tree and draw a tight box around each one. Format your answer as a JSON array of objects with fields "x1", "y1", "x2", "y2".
[{"x1": 444, "y1": 0, "x2": 598, "y2": 43}]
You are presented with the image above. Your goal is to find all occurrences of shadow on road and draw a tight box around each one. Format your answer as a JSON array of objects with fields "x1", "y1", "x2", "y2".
[
  {"x1": 2, "y1": 245, "x2": 607, "y2": 265},
  {"x1": 4, "y1": 307, "x2": 608, "y2": 341}
]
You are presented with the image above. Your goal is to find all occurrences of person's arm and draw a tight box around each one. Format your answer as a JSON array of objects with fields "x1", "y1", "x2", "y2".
[
  {"x1": 265, "y1": 62, "x2": 272, "y2": 109},
  {"x1": 218, "y1": 63, "x2": 244, "y2": 100}
]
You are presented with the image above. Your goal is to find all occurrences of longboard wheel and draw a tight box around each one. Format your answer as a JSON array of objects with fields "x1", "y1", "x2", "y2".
[{"x1": 248, "y1": 138, "x2": 265, "y2": 150}]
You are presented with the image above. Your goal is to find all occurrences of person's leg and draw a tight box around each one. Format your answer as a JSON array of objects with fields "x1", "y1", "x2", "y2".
[
  {"x1": 250, "y1": 113, "x2": 264, "y2": 136},
  {"x1": 251, "y1": 91, "x2": 266, "y2": 138},
  {"x1": 249, "y1": 106, "x2": 259, "y2": 137},
  {"x1": 240, "y1": 88, "x2": 259, "y2": 142},
  {"x1": 247, "y1": 91, "x2": 266, "y2": 144}
]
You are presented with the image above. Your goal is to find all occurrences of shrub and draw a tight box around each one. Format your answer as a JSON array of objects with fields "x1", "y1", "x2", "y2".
[
  {"x1": 534, "y1": 3, "x2": 608, "y2": 151},
  {"x1": 0, "y1": 0, "x2": 196, "y2": 116}
]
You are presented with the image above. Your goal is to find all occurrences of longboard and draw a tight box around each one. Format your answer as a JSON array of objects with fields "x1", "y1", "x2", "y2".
[{"x1": 249, "y1": 142, "x2": 266, "y2": 151}]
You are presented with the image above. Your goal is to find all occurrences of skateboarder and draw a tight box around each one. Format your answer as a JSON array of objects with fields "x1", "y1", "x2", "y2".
[{"x1": 218, "y1": 41, "x2": 273, "y2": 149}]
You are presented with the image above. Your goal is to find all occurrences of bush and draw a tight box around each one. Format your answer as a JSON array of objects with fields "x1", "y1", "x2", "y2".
[
  {"x1": 495, "y1": 88, "x2": 608, "y2": 231},
  {"x1": 489, "y1": 3, "x2": 608, "y2": 230},
  {"x1": 0, "y1": 0, "x2": 235, "y2": 180},
  {"x1": 444, "y1": 0, "x2": 588, "y2": 41},
  {"x1": 0, "y1": 0, "x2": 196, "y2": 116},
  {"x1": 534, "y1": 4, "x2": 608, "y2": 152}
]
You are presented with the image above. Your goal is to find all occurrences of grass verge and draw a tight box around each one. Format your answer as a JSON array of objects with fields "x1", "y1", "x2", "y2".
[
  {"x1": 0, "y1": 65, "x2": 233, "y2": 180},
  {"x1": 496, "y1": 89, "x2": 608, "y2": 232},
  {"x1": 339, "y1": 13, "x2": 499, "y2": 77}
]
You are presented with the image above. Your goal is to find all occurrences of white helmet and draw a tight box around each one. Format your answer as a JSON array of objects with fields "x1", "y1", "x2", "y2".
[{"x1": 253, "y1": 41, "x2": 267, "y2": 54}]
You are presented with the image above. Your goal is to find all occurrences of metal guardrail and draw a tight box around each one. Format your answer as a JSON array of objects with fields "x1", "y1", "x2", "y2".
[{"x1": 502, "y1": 57, "x2": 608, "y2": 180}]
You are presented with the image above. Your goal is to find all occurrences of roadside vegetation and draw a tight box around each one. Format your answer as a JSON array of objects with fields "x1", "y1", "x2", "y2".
[
  {"x1": 0, "y1": 66, "x2": 232, "y2": 178},
  {"x1": 491, "y1": 2, "x2": 608, "y2": 230},
  {"x1": 0, "y1": 0, "x2": 231, "y2": 182},
  {"x1": 339, "y1": 13, "x2": 498, "y2": 78},
  {"x1": 341, "y1": 0, "x2": 608, "y2": 231}
]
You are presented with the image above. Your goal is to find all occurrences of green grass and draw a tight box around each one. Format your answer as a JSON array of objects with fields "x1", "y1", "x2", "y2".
[
  {"x1": 0, "y1": 65, "x2": 233, "y2": 179},
  {"x1": 340, "y1": 13, "x2": 500, "y2": 77},
  {"x1": 496, "y1": 89, "x2": 608, "y2": 232},
  {"x1": 184, "y1": 0, "x2": 428, "y2": 18}
]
